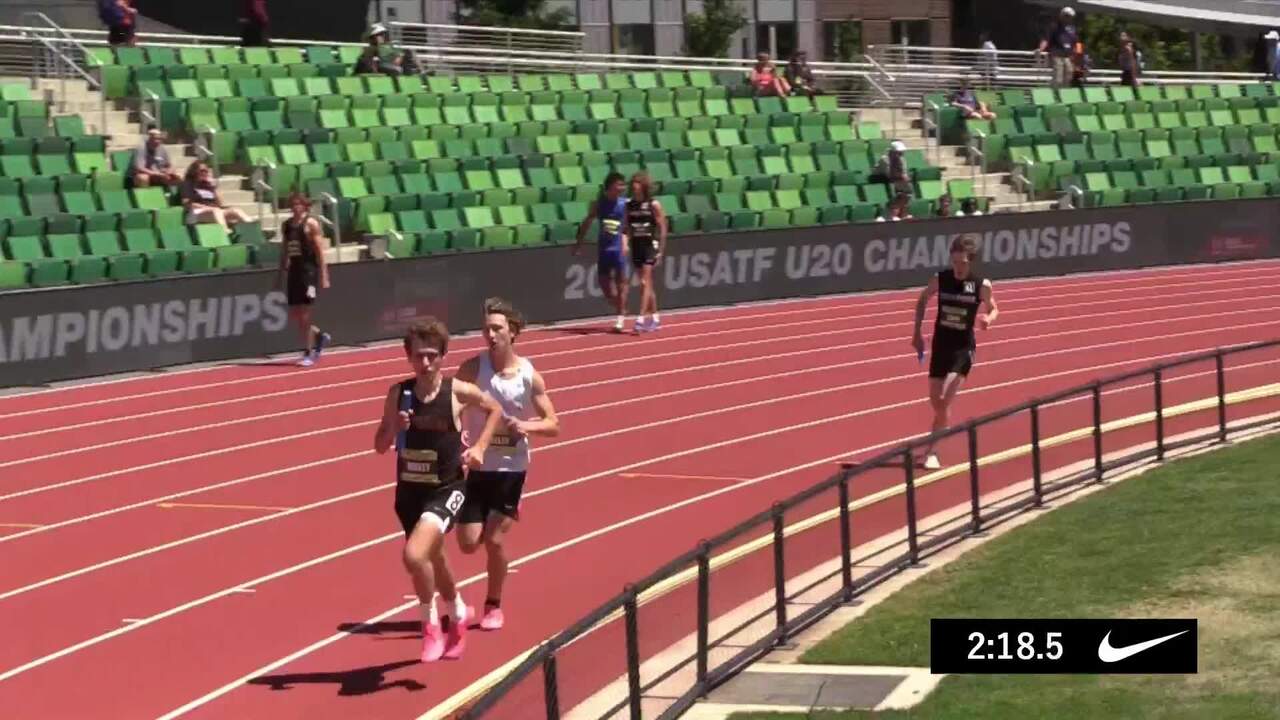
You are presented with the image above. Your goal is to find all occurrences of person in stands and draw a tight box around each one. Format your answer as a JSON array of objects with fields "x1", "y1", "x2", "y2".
[
  {"x1": 356, "y1": 24, "x2": 404, "y2": 76},
  {"x1": 750, "y1": 53, "x2": 791, "y2": 97},
  {"x1": 99, "y1": 0, "x2": 138, "y2": 47},
  {"x1": 785, "y1": 52, "x2": 820, "y2": 96},
  {"x1": 181, "y1": 162, "x2": 251, "y2": 231},
  {"x1": 129, "y1": 128, "x2": 181, "y2": 189},
  {"x1": 949, "y1": 79, "x2": 996, "y2": 120},
  {"x1": 1038, "y1": 7, "x2": 1079, "y2": 88},
  {"x1": 240, "y1": 0, "x2": 270, "y2": 47}
]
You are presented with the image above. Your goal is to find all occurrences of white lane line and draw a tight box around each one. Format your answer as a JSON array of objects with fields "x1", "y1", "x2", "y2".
[
  {"x1": 0, "y1": 279, "x2": 1264, "y2": 447},
  {"x1": 2, "y1": 326, "x2": 1268, "y2": 612},
  {"x1": 7, "y1": 297, "x2": 1269, "y2": 509},
  {"x1": 0, "y1": 261, "x2": 1269, "y2": 415},
  {"x1": 6, "y1": 336, "x2": 1271, "y2": 690}
]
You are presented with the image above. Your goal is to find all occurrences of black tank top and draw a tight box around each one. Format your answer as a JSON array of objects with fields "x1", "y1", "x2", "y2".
[
  {"x1": 284, "y1": 215, "x2": 318, "y2": 271},
  {"x1": 396, "y1": 376, "x2": 464, "y2": 488},
  {"x1": 626, "y1": 198, "x2": 656, "y2": 242},
  {"x1": 934, "y1": 269, "x2": 984, "y2": 349}
]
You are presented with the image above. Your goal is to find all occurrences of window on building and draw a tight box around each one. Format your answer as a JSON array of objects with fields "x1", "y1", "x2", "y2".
[
  {"x1": 822, "y1": 20, "x2": 863, "y2": 62},
  {"x1": 755, "y1": 22, "x2": 797, "y2": 59},
  {"x1": 615, "y1": 23, "x2": 655, "y2": 55},
  {"x1": 892, "y1": 19, "x2": 931, "y2": 46}
]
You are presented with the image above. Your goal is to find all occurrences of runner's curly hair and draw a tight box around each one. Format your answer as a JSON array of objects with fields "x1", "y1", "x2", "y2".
[{"x1": 404, "y1": 317, "x2": 450, "y2": 355}]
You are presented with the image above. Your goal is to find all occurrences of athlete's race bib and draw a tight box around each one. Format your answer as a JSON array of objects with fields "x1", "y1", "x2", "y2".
[
  {"x1": 399, "y1": 448, "x2": 439, "y2": 485},
  {"x1": 489, "y1": 429, "x2": 519, "y2": 456},
  {"x1": 939, "y1": 305, "x2": 969, "y2": 331}
]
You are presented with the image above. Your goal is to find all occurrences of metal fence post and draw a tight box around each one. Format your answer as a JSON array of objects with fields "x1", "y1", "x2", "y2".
[
  {"x1": 623, "y1": 586, "x2": 642, "y2": 720},
  {"x1": 542, "y1": 653, "x2": 561, "y2": 720},
  {"x1": 695, "y1": 540, "x2": 711, "y2": 696},
  {"x1": 967, "y1": 425, "x2": 981, "y2": 533},
  {"x1": 1154, "y1": 368, "x2": 1165, "y2": 462},
  {"x1": 1092, "y1": 383, "x2": 1104, "y2": 482},
  {"x1": 771, "y1": 504, "x2": 787, "y2": 643},
  {"x1": 1030, "y1": 405, "x2": 1044, "y2": 507},
  {"x1": 1216, "y1": 350, "x2": 1228, "y2": 442},
  {"x1": 838, "y1": 473, "x2": 853, "y2": 599},
  {"x1": 902, "y1": 451, "x2": 920, "y2": 565}
]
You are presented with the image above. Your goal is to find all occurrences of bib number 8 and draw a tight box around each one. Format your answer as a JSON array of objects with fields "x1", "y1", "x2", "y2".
[{"x1": 445, "y1": 490, "x2": 465, "y2": 515}]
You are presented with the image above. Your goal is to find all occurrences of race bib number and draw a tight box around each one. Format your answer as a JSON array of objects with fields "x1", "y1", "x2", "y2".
[
  {"x1": 601, "y1": 218, "x2": 622, "y2": 234},
  {"x1": 399, "y1": 448, "x2": 439, "y2": 485},
  {"x1": 445, "y1": 490, "x2": 465, "y2": 515},
  {"x1": 489, "y1": 429, "x2": 518, "y2": 456},
  {"x1": 939, "y1": 305, "x2": 969, "y2": 331}
]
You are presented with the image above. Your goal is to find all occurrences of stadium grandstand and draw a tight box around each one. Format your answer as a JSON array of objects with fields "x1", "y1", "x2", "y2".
[{"x1": 1, "y1": 2, "x2": 1278, "y2": 719}]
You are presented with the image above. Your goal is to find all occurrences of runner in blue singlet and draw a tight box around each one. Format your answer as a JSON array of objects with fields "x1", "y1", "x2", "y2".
[{"x1": 573, "y1": 172, "x2": 631, "y2": 333}]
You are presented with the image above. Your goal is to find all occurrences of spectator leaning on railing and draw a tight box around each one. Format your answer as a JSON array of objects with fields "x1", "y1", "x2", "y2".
[
  {"x1": 240, "y1": 0, "x2": 271, "y2": 47},
  {"x1": 1118, "y1": 31, "x2": 1142, "y2": 87},
  {"x1": 99, "y1": 0, "x2": 138, "y2": 47},
  {"x1": 1038, "y1": 6, "x2": 1078, "y2": 88}
]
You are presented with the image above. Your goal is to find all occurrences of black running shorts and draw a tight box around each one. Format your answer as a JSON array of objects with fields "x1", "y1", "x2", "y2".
[
  {"x1": 394, "y1": 481, "x2": 466, "y2": 537},
  {"x1": 929, "y1": 342, "x2": 975, "y2": 379},
  {"x1": 458, "y1": 471, "x2": 526, "y2": 524},
  {"x1": 286, "y1": 265, "x2": 317, "y2": 307}
]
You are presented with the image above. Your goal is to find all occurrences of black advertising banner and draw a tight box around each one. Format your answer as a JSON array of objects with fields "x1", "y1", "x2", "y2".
[
  {"x1": 2, "y1": 199, "x2": 1277, "y2": 387},
  {"x1": 931, "y1": 618, "x2": 1198, "y2": 674}
]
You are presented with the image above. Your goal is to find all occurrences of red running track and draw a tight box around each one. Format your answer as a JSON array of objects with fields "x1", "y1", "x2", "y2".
[{"x1": 0, "y1": 261, "x2": 1277, "y2": 720}]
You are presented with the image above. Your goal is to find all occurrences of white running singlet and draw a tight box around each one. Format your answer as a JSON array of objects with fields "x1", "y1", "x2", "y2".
[{"x1": 463, "y1": 353, "x2": 537, "y2": 472}]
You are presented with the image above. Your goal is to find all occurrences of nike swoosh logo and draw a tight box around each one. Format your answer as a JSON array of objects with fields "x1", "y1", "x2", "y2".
[{"x1": 1097, "y1": 629, "x2": 1189, "y2": 663}]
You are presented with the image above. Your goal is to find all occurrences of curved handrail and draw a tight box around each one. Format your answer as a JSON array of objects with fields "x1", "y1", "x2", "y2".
[{"x1": 460, "y1": 337, "x2": 1280, "y2": 719}]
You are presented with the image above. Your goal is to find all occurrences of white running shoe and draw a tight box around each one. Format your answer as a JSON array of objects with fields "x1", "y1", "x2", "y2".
[
  {"x1": 923, "y1": 453, "x2": 941, "y2": 470},
  {"x1": 297, "y1": 353, "x2": 314, "y2": 368}
]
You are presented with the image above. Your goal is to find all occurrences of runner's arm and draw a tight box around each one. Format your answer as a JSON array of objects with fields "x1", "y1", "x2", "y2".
[
  {"x1": 979, "y1": 279, "x2": 998, "y2": 329},
  {"x1": 454, "y1": 356, "x2": 479, "y2": 384},
  {"x1": 652, "y1": 199, "x2": 669, "y2": 259},
  {"x1": 912, "y1": 275, "x2": 939, "y2": 340},
  {"x1": 373, "y1": 385, "x2": 405, "y2": 454},
  {"x1": 514, "y1": 370, "x2": 560, "y2": 438},
  {"x1": 454, "y1": 379, "x2": 503, "y2": 455},
  {"x1": 573, "y1": 203, "x2": 598, "y2": 253},
  {"x1": 307, "y1": 218, "x2": 329, "y2": 288}
]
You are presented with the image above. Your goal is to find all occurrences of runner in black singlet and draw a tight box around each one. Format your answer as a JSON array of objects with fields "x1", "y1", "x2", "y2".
[
  {"x1": 277, "y1": 193, "x2": 331, "y2": 367},
  {"x1": 911, "y1": 234, "x2": 999, "y2": 470},
  {"x1": 625, "y1": 172, "x2": 668, "y2": 334},
  {"x1": 374, "y1": 318, "x2": 503, "y2": 663}
]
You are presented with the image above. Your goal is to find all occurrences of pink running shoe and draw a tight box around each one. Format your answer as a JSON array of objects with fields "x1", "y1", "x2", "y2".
[
  {"x1": 480, "y1": 605, "x2": 505, "y2": 631},
  {"x1": 420, "y1": 621, "x2": 445, "y2": 663},
  {"x1": 442, "y1": 613, "x2": 467, "y2": 660}
]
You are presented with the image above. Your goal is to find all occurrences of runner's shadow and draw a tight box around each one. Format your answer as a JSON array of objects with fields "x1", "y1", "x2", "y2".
[
  {"x1": 248, "y1": 659, "x2": 425, "y2": 696},
  {"x1": 338, "y1": 621, "x2": 420, "y2": 640}
]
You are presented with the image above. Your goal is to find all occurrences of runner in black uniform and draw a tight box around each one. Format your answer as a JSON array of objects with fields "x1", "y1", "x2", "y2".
[
  {"x1": 625, "y1": 172, "x2": 668, "y2": 334},
  {"x1": 911, "y1": 234, "x2": 999, "y2": 470},
  {"x1": 277, "y1": 193, "x2": 331, "y2": 367},
  {"x1": 374, "y1": 318, "x2": 503, "y2": 663}
]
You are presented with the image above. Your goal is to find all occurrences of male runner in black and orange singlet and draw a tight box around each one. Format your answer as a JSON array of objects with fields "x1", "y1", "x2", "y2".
[{"x1": 374, "y1": 318, "x2": 504, "y2": 663}]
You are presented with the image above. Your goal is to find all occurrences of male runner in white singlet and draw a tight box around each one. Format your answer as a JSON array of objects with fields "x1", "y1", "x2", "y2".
[{"x1": 456, "y1": 297, "x2": 560, "y2": 630}]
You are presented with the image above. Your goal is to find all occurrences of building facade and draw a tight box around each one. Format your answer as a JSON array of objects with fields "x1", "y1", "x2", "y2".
[{"x1": 369, "y1": 0, "x2": 952, "y2": 60}]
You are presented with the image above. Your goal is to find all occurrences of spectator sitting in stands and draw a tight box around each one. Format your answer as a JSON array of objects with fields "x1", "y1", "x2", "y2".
[
  {"x1": 99, "y1": 0, "x2": 138, "y2": 47},
  {"x1": 961, "y1": 197, "x2": 983, "y2": 216},
  {"x1": 785, "y1": 52, "x2": 820, "y2": 96},
  {"x1": 129, "y1": 127, "x2": 181, "y2": 188},
  {"x1": 750, "y1": 53, "x2": 791, "y2": 97},
  {"x1": 937, "y1": 193, "x2": 955, "y2": 217},
  {"x1": 355, "y1": 24, "x2": 403, "y2": 76},
  {"x1": 949, "y1": 80, "x2": 995, "y2": 120},
  {"x1": 182, "y1": 161, "x2": 250, "y2": 231}
]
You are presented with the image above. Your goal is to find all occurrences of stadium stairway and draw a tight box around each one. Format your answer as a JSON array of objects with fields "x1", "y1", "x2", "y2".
[
  {"x1": 859, "y1": 107, "x2": 1055, "y2": 214},
  {"x1": 32, "y1": 77, "x2": 289, "y2": 248}
]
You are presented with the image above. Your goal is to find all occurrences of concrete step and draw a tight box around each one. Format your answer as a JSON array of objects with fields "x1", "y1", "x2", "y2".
[{"x1": 992, "y1": 199, "x2": 1058, "y2": 213}]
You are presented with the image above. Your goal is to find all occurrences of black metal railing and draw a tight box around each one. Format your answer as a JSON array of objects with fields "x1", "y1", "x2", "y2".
[{"x1": 459, "y1": 338, "x2": 1280, "y2": 720}]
